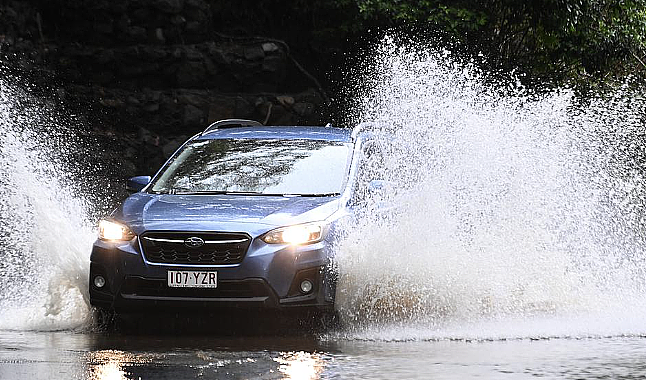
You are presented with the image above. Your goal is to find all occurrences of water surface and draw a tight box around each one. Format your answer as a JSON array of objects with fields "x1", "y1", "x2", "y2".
[{"x1": 2, "y1": 330, "x2": 646, "y2": 379}]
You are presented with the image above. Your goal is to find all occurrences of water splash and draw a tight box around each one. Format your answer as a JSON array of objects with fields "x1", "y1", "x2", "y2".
[
  {"x1": 334, "y1": 37, "x2": 646, "y2": 340},
  {"x1": 0, "y1": 75, "x2": 98, "y2": 330},
  {"x1": 2, "y1": 38, "x2": 645, "y2": 341}
]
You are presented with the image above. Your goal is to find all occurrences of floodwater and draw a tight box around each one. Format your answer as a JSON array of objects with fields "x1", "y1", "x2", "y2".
[
  {"x1": 3, "y1": 329, "x2": 646, "y2": 379},
  {"x1": 3, "y1": 38, "x2": 646, "y2": 379}
]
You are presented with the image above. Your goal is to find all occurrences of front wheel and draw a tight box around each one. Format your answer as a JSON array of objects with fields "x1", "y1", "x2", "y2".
[
  {"x1": 91, "y1": 306, "x2": 115, "y2": 330},
  {"x1": 293, "y1": 308, "x2": 340, "y2": 332}
]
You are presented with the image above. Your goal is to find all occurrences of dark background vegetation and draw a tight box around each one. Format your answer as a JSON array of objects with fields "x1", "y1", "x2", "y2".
[{"x1": 1, "y1": 0, "x2": 645, "y2": 177}]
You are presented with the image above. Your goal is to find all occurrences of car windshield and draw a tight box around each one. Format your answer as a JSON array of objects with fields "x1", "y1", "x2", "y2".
[{"x1": 150, "y1": 138, "x2": 352, "y2": 196}]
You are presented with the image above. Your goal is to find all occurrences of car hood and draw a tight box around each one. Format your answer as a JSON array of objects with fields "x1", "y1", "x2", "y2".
[{"x1": 114, "y1": 192, "x2": 342, "y2": 236}]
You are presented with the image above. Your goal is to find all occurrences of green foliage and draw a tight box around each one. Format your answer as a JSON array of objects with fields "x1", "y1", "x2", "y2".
[
  {"x1": 207, "y1": 0, "x2": 645, "y2": 90},
  {"x1": 355, "y1": 0, "x2": 646, "y2": 88}
]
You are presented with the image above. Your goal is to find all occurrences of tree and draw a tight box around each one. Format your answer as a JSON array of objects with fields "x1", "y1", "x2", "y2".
[{"x1": 356, "y1": 0, "x2": 646, "y2": 88}]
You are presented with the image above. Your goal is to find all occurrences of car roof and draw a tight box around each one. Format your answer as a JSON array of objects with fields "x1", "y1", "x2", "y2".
[{"x1": 195, "y1": 126, "x2": 353, "y2": 143}]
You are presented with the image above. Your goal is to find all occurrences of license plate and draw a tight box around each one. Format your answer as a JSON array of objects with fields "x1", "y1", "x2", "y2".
[{"x1": 167, "y1": 271, "x2": 217, "y2": 288}]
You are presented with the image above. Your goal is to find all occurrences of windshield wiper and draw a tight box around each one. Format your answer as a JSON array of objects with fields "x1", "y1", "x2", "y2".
[
  {"x1": 290, "y1": 192, "x2": 341, "y2": 197},
  {"x1": 173, "y1": 190, "x2": 263, "y2": 195},
  {"x1": 167, "y1": 190, "x2": 340, "y2": 197}
]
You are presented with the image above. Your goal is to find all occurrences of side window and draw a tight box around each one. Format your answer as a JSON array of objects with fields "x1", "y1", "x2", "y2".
[{"x1": 351, "y1": 140, "x2": 387, "y2": 205}]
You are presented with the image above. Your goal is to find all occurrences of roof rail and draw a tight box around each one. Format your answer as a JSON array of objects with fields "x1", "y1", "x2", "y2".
[
  {"x1": 351, "y1": 122, "x2": 376, "y2": 140},
  {"x1": 201, "y1": 119, "x2": 263, "y2": 136}
]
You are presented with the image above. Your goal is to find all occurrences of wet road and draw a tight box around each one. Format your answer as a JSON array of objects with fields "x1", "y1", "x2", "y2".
[{"x1": 2, "y1": 329, "x2": 646, "y2": 379}]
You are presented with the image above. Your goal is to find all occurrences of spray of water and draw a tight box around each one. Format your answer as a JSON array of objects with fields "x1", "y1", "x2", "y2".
[
  {"x1": 333, "y1": 37, "x2": 646, "y2": 340},
  {"x1": 0, "y1": 75, "x2": 98, "y2": 330},
  {"x1": 2, "y1": 38, "x2": 645, "y2": 340}
]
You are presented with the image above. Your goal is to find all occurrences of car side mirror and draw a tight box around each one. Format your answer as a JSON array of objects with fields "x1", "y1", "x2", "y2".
[
  {"x1": 126, "y1": 176, "x2": 151, "y2": 193},
  {"x1": 368, "y1": 179, "x2": 397, "y2": 195}
]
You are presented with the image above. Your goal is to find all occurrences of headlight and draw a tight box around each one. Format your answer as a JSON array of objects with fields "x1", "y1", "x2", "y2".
[
  {"x1": 98, "y1": 219, "x2": 135, "y2": 241},
  {"x1": 261, "y1": 222, "x2": 325, "y2": 245}
]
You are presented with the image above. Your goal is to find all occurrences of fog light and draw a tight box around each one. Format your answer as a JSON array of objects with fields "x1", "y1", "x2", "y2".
[
  {"x1": 94, "y1": 276, "x2": 106, "y2": 288},
  {"x1": 300, "y1": 279, "x2": 313, "y2": 294}
]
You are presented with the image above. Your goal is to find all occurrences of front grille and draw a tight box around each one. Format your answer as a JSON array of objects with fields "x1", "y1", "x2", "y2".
[
  {"x1": 120, "y1": 277, "x2": 272, "y2": 299},
  {"x1": 140, "y1": 231, "x2": 251, "y2": 265}
]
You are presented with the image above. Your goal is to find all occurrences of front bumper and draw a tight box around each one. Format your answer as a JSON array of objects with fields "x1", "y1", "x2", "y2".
[{"x1": 89, "y1": 236, "x2": 336, "y2": 312}]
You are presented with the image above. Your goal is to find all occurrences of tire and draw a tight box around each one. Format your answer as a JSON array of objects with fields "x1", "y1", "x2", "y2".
[{"x1": 92, "y1": 306, "x2": 115, "y2": 330}]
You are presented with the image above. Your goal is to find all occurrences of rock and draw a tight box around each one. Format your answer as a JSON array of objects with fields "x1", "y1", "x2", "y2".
[
  {"x1": 142, "y1": 46, "x2": 168, "y2": 60},
  {"x1": 94, "y1": 49, "x2": 115, "y2": 64},
  {"x1": 262, "y1": 56, "x2": 285, "y2": 73},
  {"x1": 0, "y1": 0, "x2": 328, "y2": 159},
  {"x1": 120, "y1": 160, "x2": 139, "y2": 177},
  {"x1": 114, "y1": 15, "x2": 130, "y2": 34},
  {"x1": 100, "y1": 98, "x2": 124, "y2": 108},
  {"x1": 88, "y1": 0, "x2": 111, "y2": 11},
  {"x1": 177, "y1": 92, "x2": 205, "y2": 106},
  {"x1": 274, "y1": 112, "x2": 296, "y2": 126},
  {"x1": 268, "y1": 104, "x2": 288, "y2": 123},
  {"x1": 94, "y1": 21, "x2": 113, "y2": 34},
  {"x1": 131, "y1": 8, "x2": 151, "y2": 22},
  {"x1": 162, "y1": 135, "x2": 188, "y2": 157},
  {"x1": 120, "y1": 64, "x2": 145, "y2": 77},
  {"x1": 231, "y1": 45, "x2": 245, "y2": 59},
  {"x1": 255, "y1": 99, "x2": 272, "y2": 120},
  {"x1": 201, "y1": 58, "x2": 216, "y2": 77},
  {"x1": 276, "y1": 95, "x2": 295, "y2": 107},
  {"x1": 92, "y1": 71, "x2": 114, "y2": 84},
  {"x1": 152, "y1": 0, "x2": 183, "y2": 13},
  {"x1": 123, "y1": 45, "x2": 140, "y2": 59},
  {"x1": 185, "y1": 0, "x2": 209, "y2": 10},
  {"x1": 159, "y1": 95, "x2": 184, "y2": 113},
  {"x1": 249, "y1": 81, "x2": 278, "y2": 93},
  {"x1": 148, "y1": 90, "x2": 162, "y2": 102},
  {"x1": 185, "y1": 21, "x2": 203, "y2": 34},
  {"x1": 261, "y1": 42, "x2": 280, "y2": 53},
  {"x1": 139, "y1": 127, "x2": 157, "y2": 143},
  {"x1": 234, "y1": 97, "x2": 254, "y2": 117},
  {"x1": 296, "y1": 89, "x2": 322, "y2": 104},
  {"x1": 163, "y1": 26, "x2": 183, "y2": 44},
  {"x1": 183, "y1": 104, "x2": 204, "y2": 125},
  {"x1": 170, "y1": 14, "x2": 186, "y2": 25},
  {"x1": 176, "y1": 61, "x2": 206, "y2": 87},
  {"x1": 5, "y1": 7, "x2": 17, "y2": 19},
  {"x1": 161, "y1": 63, "x2": 179, "y2": 78},
  {"x1": 150, "y1": 28, "x2": 165, "y2": 44},
  {"x1": 143, "y1": 103, "x2": 160, "y2": 112},
  {"x1": 293, "y1": 102, "x2": 314, "y2": 116},
  {"x1": 207, "y1": 99, "x2": 235, "y2": 122},
  {"x1": 137, "y1": 135, "x2": 166, "y2": 175},
  {"x1": 123, "y1": 146, "x2": 137, "y2": 159},
  {"x1": 128, "y1": 26, "x2": 147, "y2": 42},
  {"x1": 244, "y1": 45, "x2": 265, "y2": 61},
  {"x1": 254, "y1": 97, "x2": 267, "y2": 107},
  {"x1": 110, "y1": 0, "x2": 129, "y2": 13},
  {"x1": 185, "y1": 5, "x2": 208, "y2": 21},
  {"x1": 207, "y1": 43, "x2": 229, "y2": 65},
  {"x1": 2, "y1": 35, "x2": 14, "y2": 46},
  {"x1": 184, "y1": 47, "x2": 203, "y2": 60}
]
